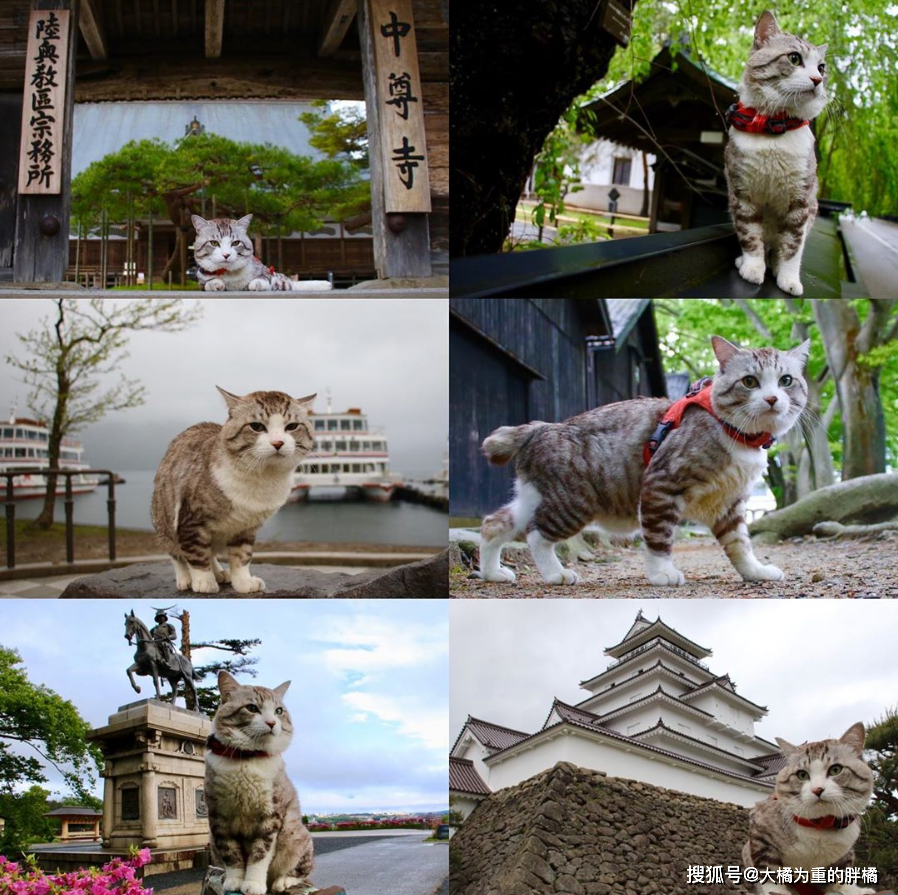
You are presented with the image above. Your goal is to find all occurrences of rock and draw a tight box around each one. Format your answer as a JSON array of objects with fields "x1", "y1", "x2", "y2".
[{"x1": 61, "y1": 551, "x2": 449, "y2": 598}]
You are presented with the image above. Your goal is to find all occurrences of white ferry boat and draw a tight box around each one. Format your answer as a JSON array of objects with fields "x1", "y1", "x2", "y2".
[
  {"x1": 291, "y1": 400, "x2": 402, "y2": 503},
  {"x1": 0, "y1": 412, "x2": 98, "y2": 500}
]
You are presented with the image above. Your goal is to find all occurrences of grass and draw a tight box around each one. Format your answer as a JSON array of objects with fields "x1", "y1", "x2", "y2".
[
  {"x1": 517, "y1": 200, "x2": 650, "y2": 231},
  {"x1": 450, "y1": 517, "x2": 481, "y2": 529}
]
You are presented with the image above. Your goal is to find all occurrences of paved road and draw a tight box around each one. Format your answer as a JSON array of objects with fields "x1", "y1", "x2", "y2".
[{"x1": 840, "y1": 216, "x2": 898, "y2": 298}]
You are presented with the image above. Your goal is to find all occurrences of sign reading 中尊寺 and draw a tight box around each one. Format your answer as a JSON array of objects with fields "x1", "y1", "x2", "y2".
[
  {"x1": 371, "y1": 0, "x2": 432, "y2": 213},
  {"x1": 18, "y1": 9, "x2": 71, "y2": 196}
]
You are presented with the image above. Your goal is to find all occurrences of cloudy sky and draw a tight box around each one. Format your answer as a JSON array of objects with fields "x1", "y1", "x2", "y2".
[
  {"x1": 3, "y1": 599, "x2": 448, "y2": 814},
  {"x1": 451, "y1": 600, "x2": 898, "y2": 749},
  {"x1": 0, "y1": 297, "x2": 447, "y2": 479}
]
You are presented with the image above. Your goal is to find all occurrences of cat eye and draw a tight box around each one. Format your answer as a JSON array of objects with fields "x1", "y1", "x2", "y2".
[
  {"x1": 779, "y1": 375, "x2": 793, "y2": 386},
  {"x1": 275, "y1": 707, "x2": 284, "y2": 715},
  {"x1": 245, "y1": 704, "x2": 260, "y2": 713},
  {"x1": 788, "y1": 52, "x2": 802, "y2": 65},
  {"x1": 828, "y1": 764, "x2": 843, "y2": 776},
  {"x1": 209, "y1": 240, "x2": 219, "y2": 246},
  {"x1": 285, "y1": 423, "x2": 299, "y2": 431},
  {"x1": 796, "y1": 769, "x2": 810, "y2": 780},
  {"x1": 741, "y1": 375, "x2": 759, "y2": 388},
  {"x1": 249, "y1": 422, "x2": 267, "y2": 432},
  {"x1": 818, "y1": 63, "x2": 826, "y2": 75}
]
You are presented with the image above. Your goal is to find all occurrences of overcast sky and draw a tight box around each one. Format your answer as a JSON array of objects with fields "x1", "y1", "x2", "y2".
[
  {"x1": 0, "y1": 297, "x2": 447, "y2": 479},
  {"x1": 451, "y1": 600, "x2": 898, "y2": 750},
  {"x1": 3, "y1": 599, "x2": 448, "y2": 814}
]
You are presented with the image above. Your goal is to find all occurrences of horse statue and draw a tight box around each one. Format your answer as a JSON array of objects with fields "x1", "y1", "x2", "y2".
[{"x1": 124, "y1": 610, "x2": 199, "y2": 710}]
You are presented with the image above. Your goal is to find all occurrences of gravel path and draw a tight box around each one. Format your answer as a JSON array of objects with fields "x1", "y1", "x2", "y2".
[{"x1": 451, "y1": 533, "x2": 898, "y2": 599}]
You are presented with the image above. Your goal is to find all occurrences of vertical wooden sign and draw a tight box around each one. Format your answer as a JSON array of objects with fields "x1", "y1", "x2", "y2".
[
  {"x1": 370, "y1": 0, "x2": 432, "y2": 213},
  {"x1": 18, "y1": 8, "x2": 71, "y2": 195}
]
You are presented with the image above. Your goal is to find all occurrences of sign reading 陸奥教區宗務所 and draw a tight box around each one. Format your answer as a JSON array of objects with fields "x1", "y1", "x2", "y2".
[
  {"x1": 371, "y1": 0, "x2": 432, "y2": 214},
  {"x1": 17, "y1": 9, "x2": 71, "y2": 196}
]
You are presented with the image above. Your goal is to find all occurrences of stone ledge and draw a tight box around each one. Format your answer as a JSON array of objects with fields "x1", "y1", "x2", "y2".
[{"x1": 60, "y1": 550, "x2": 448, "y2": 598}]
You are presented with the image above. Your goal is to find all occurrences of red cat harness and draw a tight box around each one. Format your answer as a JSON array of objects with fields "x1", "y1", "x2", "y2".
[
  {"x1": 206, "y1": 734, "x2": 271, "y2": 760},
  {"x1": 643, "y1": 377, "x2": 774, "y2": 466},
  {"x1": 204, "y1": 257, "x2": 276, "y2": 277},
  {"x1": 726, "y1": 101, "x2": 809, "y2": 136}
]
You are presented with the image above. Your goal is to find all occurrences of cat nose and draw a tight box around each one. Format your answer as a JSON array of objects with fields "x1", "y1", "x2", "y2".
[
  {"x1": 271, "y1": 440, "x2": 284, "y2": 451},
  {"x1": 222, "y1": 252, "x2": 230, "y2": 259},
  {"x1": 266, "y1": 720, "x2": 276, "y2": 729},
  {"x1": 812, "y1": 786, "x2": 825, "y2": 797},
  {"x1": 810, "y1": 76, "x2": 822, "y2": 86},
  {"x1": 764, "y1": 396, "x2": 778, "y2": 406}
]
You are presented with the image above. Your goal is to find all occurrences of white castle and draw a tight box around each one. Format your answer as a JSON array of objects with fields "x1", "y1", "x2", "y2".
[{"x1": 450, "y1": 611, "x2": 784, "y2": 817}]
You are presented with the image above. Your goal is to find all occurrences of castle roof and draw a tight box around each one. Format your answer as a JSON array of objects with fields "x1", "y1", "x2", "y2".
[
  {"x1": 604, "y1": 613, "x2": 713, "y2": 661},
  {"x1": 451, "y1": 715, "x2": 531, "y2": 756},
  {"x1": 449, "y1": 757, "x2": 491, "y2": 797}
]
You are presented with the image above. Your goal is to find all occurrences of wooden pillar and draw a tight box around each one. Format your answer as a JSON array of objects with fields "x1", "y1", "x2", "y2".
[
  {"x1": 357, "y1": 0, "x2": 431, "y2": 279},
  {"x1": 13, "y1": 0, "x2": 78, "y2": 283},
  {"x1": 0, "y1": 95, "x2": 23, "y2": 279}
]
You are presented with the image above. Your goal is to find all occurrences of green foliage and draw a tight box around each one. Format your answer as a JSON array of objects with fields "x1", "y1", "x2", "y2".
[
  {"x1": 71, "y1": 130, "x2": 365, "y2": 235},
  {"x1": 0, "y1": 646, "x2": 102, "y2": 800},
  {"x1": 299, "y1": 101, "x2": 369, "y2": 168},
  {"x1": 186, "y1": 637, "x2": 261, "y2": 717},
  {"x1": 0, "y1": 786, "x2": 56, "y2": 855}
]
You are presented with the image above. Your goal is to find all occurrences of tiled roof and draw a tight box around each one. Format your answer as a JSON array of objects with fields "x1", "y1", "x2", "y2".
[
  {"x1": 605, "y1": 299, "x2": 650, "y2": 346},
  {"x1": 680, "y1": 675, "x2": 768, "y2": 714},
  {"x1": 488, "y1": 701, "x2": 774, "y2": 789},
  {"x1": 576, "y1": 660, "x2": 705, "y2": 708},
  {"x1": 449, "y1": 758, "x2": 491, "y2": 796},
  {"x1": 580, "y1": 639, "x2": 712, "y2": 689},
  {"x1": 454, "y1": 716, "x2": 531, "y2": 753},
  {"x1": 43, "y1": 807, "x2": 103, "y2": 817},
  {"x1": 634, "y1": 721, "x2": 771, "y2": 774},
  {"x1": 751, "y1": 752, "x2": 788, "y2": 778}
]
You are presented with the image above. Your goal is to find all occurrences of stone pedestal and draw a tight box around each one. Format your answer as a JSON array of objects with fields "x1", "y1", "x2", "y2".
[{"x1": 87, "y1": 699, "x2": 212, "y2": 851}]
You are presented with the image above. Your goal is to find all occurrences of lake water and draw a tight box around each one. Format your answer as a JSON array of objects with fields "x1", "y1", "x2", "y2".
[{"x1": 10, "y1": 469, "x2": 448, "y2": 548}]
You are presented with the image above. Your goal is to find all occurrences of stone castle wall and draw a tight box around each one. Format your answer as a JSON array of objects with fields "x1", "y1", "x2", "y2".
[{"x1": 450, "y1": 761, "x2": 754, "y2": 895}]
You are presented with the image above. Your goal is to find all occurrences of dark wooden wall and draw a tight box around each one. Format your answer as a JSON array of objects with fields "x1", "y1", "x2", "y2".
[{"x1": 449, "y1": 298, "x2": 609, "y2": 518}]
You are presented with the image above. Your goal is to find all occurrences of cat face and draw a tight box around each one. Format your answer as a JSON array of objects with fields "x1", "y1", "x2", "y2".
[
  {"x1": 741, "y1": 10, "x2": 828, "y2": 119},
  {"x1": 773, "y1": 723, "x2": 874, "y2": 820},
  {"x1": 710, "y1": 336, "x2": 809, "y2": 437},
  {"x1": 213, "y1": 671, "x2": 294, "y2": 754},
  {"x1": 217, "y1": 387, "x2": 316, "y2": 468},
  {"x1": 192, "y1": 214, "x2": 255, "y2": 274}
]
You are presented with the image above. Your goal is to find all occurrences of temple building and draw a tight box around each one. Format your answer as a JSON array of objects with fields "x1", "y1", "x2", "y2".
[{"x1": 450, "y1": 612, "x2": 784, "y2": 818}]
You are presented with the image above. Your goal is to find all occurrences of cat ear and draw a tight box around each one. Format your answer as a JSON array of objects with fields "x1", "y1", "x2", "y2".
[
  {"x1": 754, "y1": 10, "x2": 780, "y2": 47},
  {"x1": 711, "y1": 335, "x2": 742, "y2": 370},
  {"x1": 775, "y1": 736, "x2": 800, "y2": 756},
  {"x1": 295, "y1": 393, "x2": 317, "y2": 410},
  {"x1": 789, "y1": 339, "x2": 811, "y2": 369},
  {"x1": 817, "y1": 44, "x2": 828, "y2": 56},
  {"x1": 218, "y1": 670, "x2": 239, "y2": 700},
  {"x1": 235, "y1": 214, "x2": 253, "y2": 231},
  {"x1": 216, "y1": 385, "x2": 243, "y2": 412},
  {"x1": 839, "y1": 722, "x2": 865, "y2": 755},
  {"x1": 273, "y1": 681, "x2": 291, "y2": 698},
  {"x1": 191, "y1": 214, "x2": 209, "y2": 231}
]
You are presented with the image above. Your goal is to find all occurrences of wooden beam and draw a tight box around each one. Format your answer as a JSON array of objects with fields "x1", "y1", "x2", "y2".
[
  {"x1": 79, "y1": 0, "x2": 108, "y2": 59},
  {"x1": 204, "y1": 0, "x2": 223, "y2": 58},
  {"x1": 318, "y1": 0, "x2": 356, "y2": 56}
]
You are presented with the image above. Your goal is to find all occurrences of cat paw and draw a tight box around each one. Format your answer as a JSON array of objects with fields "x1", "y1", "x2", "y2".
[
  {"x1": 741, "y1": 563, "x2": 784, "y2": 582},
  {"x1": 222, "y1": 874, "x2": 244, "y2": 893},
  {"x1": 473, "y1": 566, "x2": 516, "y2": 583},
  {"x1": 647, "y1": 568, "x2": 685, "y2": 587},
  {"x1": 204, "y1": 278, "x2": 226, "y2": 292},
  {"x1": 775, "y1": 271, "x2": 804, "y2": 295},
  {"x1": 232, "y1": 575, "x2": 266, "y2": 594},
  {"x1": 239, "y1": 880, "x2": 266, "y2": 895},
  {"x1": 175, "y1": 573, "x2": 192, "y2": 590},
  {"x1": 271, "y1": 877, "x2": 305, "y2": 893},
  {"x1": 213, "y1": 565, "x2": 232, "y2": 584},
  {"x1": 544, "y1": 569, "x2": 580, "y2": 585},
  {"x1": 248, "y1": 278, "x2": 271, "y2": 291},
  {"x1": 190, "y1": 575, "x2": 220, "y2": 594},
  {"x1": 735, "y1": 254, "x2": 765, "y2": 285}
]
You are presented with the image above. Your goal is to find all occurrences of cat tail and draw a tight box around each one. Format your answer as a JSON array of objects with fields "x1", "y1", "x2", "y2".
[
  {"x1": 289, "y1": 279, "x2": 333, "y2": 291},
  {"x1": 482, "y1": 422, "x2": 548, "y2": 466}
]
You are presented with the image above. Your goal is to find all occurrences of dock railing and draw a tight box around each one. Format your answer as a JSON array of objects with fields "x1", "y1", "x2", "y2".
[{"x1": 2, "y1": 468, "x2": 118, "y2": 570}]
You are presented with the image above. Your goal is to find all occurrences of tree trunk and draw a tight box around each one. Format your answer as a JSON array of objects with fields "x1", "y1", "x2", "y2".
[
  {"x1": 450, "y1": 1, "x2": 634, "y2": 256},
  {"x1": 812, "y1": 299, "x2": 888, "y2": 479},
  {"x1": 748, "y1": 473, "x2": 898, "y2": 543}
]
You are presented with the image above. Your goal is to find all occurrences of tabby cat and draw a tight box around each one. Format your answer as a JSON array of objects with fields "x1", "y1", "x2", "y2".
[
  {"x1": 151, "y1": 387, "x2": 316, "y2": 594},
  {"x1": 725, "y1": 11, "x2": 828, "y2": 296},
  {"x1": 206, "y1": 672, "x2": 314, "y2": 895},
  {"x1": 475, "y1": 336, "x2": 809, "y2": 588},
  {"x1": 742, "y1": 723, "x2": 876, "y2": 895},
  {"x1": 192, "y1": 214, "x2": 333, "y2": 292}
]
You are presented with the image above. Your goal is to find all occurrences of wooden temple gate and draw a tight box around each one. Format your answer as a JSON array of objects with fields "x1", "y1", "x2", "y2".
[{"x1": 0, "y1": 0, "x2": 448, "y2": 284}]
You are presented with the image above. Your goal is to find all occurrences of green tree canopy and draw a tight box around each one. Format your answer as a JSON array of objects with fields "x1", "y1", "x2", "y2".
[{"x1": 0, "y1": 646, "x2": 101, "y2": 799}]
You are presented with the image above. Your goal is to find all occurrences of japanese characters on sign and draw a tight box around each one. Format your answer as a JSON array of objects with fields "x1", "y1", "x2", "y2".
[
  {"x1": 372, "y1": 0, "x2": 432, "y2": 213},
  {"x1": 18, "y1": 9, "x2": 71, "y2": 196}
]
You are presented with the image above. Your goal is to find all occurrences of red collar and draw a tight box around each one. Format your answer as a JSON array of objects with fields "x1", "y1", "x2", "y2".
[
  {"x1": 644, "y1": 379, "x2": 774, "y2": 466},
  {"x1": 727, "y1": 101, "x2": 809, "y2": 136},
  {"x1": 792, "y1": 813, "x2": 857, "y2": 830},
  {"x1": 202, "y1": 258, "x2": 275, "y2": 278},
  {"x1": 206, "y1": 734, "x2": 271, "y2": 760}
]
